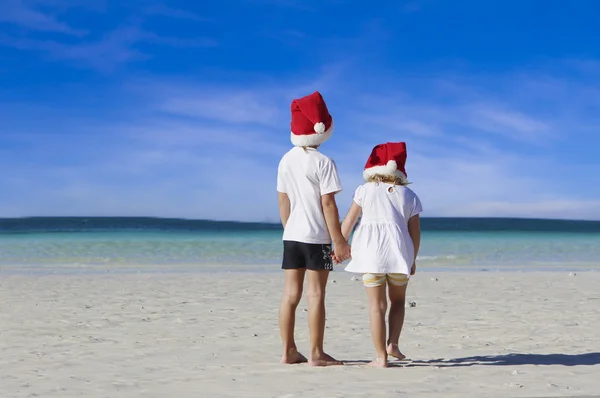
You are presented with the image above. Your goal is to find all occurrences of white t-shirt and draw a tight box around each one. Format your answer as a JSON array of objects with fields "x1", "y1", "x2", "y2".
[
  {"x1": 277, "y1": 147, "x2": 342, "y2": 244},
  {"x1": 344, "y1": 182, "x2": 423, "y2": 275}
]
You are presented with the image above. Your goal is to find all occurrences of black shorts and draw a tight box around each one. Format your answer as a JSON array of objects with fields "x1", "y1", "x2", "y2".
[{"x1": 282, "y1": 241, "x2": 334, "y2": 271}]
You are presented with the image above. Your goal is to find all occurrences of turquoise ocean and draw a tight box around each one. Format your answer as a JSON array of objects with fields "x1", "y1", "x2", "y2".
[{"x1": 1, "y1": 217, "x2": 599, "y2": 275}]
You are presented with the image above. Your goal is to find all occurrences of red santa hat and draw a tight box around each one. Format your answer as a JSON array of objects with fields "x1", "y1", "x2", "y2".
[
  {"x1": 363, "y1": 142, "x2": 408, "y2": 182},
  {"x1": 290, "y1": 91, "x2": 334, "y2": 147}
]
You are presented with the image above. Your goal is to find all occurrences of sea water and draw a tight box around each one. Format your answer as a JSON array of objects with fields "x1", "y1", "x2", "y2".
[{"x1": 0, "y1": 217, "x2": 599, "y2": 274}]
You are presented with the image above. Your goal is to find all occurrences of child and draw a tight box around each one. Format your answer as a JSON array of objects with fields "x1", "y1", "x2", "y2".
[
  {"x1": 340, "y1": 142, "x2": 422, "y2": 368},
  {"x1": 277, "y1": 91, "x2": 351, "y2": 367}
]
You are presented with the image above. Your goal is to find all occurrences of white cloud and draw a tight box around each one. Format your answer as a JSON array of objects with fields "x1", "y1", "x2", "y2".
[
  {"x1": 137, "y1": 70, "x2": 340, "y2": 126},
  {"x1": 318, "y1": 67, "x2": 599, "y2": 221},
  {"x1": 0, "y1": 25, "x2": 217, "y2": 71},
  {"x1": 0, "y1": 129, "x2": 283, "y2": 221},
  {"x1": 466, "y1": 106, "x2": 550, "y2": 142},
  {"x1": 0, "y1": 2, "x2": 217, "y2": 71},
  {"x1": 159, "y1": 92, "x2": 281, "y2": 126},
  {"x1": 1, "y1": 58, "x2": 599, "y2": 220},
  {"x1": 0, "y1": 27, "x2": 146, "y2": 70},
  {"x1": 250, "y1": 0, "x2": 315, "y2": 10},
  {"x1": 0, "y1": 0, "x2": 86, "y2": 35},
  {"x1": 401, "y1": 1, "x2": 424, "y2": 13},
  {"x1": 451, "y1": 200, "x2": 600, "y2": 220},
  {"x1": 352, "y1": 95, "x2": 551, "y2": 144},
  {"x1": 144, "y1": 5, "x2": 210, "y2": 21}
]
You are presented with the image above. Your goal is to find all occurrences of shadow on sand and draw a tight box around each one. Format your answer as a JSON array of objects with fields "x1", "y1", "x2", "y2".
[
  {"x1": 341, "y1": 359, "x2": 410, "y2": 368},
  {"x1": 404, "y1": 352, "x2": 600, "y2": 368}
]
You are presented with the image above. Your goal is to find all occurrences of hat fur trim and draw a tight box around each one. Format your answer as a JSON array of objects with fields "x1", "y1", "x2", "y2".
[
  {"x1": 290, "y1": 119, "x2": 334, "y2": 147},
  {"x1": 363, "y1": 160, "x2": 407, "y2": 182}
]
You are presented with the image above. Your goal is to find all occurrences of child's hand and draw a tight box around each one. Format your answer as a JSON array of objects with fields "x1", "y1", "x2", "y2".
[
  {"x1": 333, "y1": 240, "x2": 351, "y2": 263},
  {"x1": 331, "y1": 252, "x2": 345, "y2": 264},
  {"x1": 410, "y1": 262, "x2": 416, "y2": 275}
]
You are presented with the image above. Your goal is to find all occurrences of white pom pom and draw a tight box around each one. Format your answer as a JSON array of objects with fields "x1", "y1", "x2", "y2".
[{"x1": 314, "y1": 122, "x2": 325, "y2": 134}]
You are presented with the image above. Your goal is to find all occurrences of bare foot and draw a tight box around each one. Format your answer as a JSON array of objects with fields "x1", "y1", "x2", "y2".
[
  {"x1": 368, "y1": 357, "x2": 388, "y2": 368},
  {"x1": 309, "y1": 353, "x2": 343, "y2": 367},
  {"x1": 281, "y1": 350, "x2": 308, "y2": 364},
  {"x1": 387, "y1": 343, "x2": 406, "y2": 360}
]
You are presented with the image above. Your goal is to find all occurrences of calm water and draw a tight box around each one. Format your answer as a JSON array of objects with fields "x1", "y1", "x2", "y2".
[{"x1": 1, "y1": 217, "x2": 599, "y2": 274}]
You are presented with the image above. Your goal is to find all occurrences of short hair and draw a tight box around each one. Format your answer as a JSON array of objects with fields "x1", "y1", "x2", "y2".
[{"x1": 365, "y1": 174, "x2": 410, "y2": 186}]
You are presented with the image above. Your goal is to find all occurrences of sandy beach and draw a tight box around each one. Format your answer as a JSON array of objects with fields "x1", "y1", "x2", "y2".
[{"x1": 1, "y1": 271, "x2": 599, "y2": 398}]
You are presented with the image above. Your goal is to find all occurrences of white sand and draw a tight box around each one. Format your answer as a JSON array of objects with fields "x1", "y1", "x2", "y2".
[{"x1": 1, "y1": 271, "x2": 599, "y2": 398}]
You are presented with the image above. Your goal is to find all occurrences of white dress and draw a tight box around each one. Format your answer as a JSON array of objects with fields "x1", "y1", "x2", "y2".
[{"x1": 344, "y1": 182, "x2": 423, "y2": 275}]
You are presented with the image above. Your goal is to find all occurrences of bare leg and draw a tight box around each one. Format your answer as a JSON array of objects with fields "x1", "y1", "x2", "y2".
[
  {"x1": 366, "y1": 282, "x2": 388, "y2": 367},
  {"x1": 279, "y1": 269, "x2": 308, "y2": 364},
  {"x1": 387, "y1": 281, "x2": 408, "y2": 360},
  {"x1": 306, "y1": 270, "x2": 342, "y2": 366}
]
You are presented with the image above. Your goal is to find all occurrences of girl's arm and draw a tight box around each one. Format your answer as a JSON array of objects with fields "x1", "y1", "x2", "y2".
[
  {"x1": 341, "y1": 202, "x2": 362, "y2": 242},
  {"x1": 408, "y1": 214, "x2": 421, "y2": 274},
  {"x1": 278, "y1": 192, "x2": 291, "y2": 228}
]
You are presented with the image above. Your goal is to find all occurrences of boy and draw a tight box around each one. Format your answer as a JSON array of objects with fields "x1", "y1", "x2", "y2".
[{"x1": 277, "y1": 91, "x2": 351, "y2": 366}]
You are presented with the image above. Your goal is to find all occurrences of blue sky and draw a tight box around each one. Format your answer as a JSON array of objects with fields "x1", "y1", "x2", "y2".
[{"x1": 1, "y1": 0, "x2": 599, "y2": 221}]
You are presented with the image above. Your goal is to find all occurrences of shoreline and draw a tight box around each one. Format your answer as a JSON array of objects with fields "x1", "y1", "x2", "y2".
[{"x1": 1, "y1": 264, "x2": 599, "y2": 277}]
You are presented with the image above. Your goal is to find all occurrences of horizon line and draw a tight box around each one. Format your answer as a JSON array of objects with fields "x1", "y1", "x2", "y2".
[{"x1": 1, "y1": 216, "x2": 600, "y2": 224}]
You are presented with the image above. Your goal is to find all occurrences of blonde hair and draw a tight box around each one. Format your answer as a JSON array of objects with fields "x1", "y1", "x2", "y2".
[{"x1": 366, "y1": 174, "x2": 410, "y2": 186}]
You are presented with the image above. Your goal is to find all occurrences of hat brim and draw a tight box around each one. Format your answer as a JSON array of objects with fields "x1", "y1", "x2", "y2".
[
  {"x1": 290, "y1": 120, "x2": 334, "y2": 147},
  {"x1": 363, "y1": 160, "x2": 407, "y2": 182}
]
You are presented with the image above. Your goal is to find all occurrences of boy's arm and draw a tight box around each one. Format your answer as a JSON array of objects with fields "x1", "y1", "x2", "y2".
[
  {"x1": 341, "y1": 202, "x2": 362, "y2": 242},
  {"x1": 278, "y1": 192, "x2": 291, "y2": 228},
  {"x1": 408, "y1": 214, "x2": 421, "y2": 274},
  {"x1": 321, "y1": 193, "x2": 351, "y2": 261}
]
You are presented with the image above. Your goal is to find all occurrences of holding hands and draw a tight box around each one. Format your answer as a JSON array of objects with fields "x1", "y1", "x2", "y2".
[{"x1": 332, "y1": 239, "x2": 351, "y2": 264}]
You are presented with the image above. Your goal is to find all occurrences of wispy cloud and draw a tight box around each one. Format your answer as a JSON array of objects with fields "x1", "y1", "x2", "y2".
[
  {"x1": 351, "y1": 100, "x2": 550, "y2": 146},
  {"x1": 0, "y1": 70, "x2": 341, "y2": 220},
  {"x1": 0, "y1": 24, "x2": 216, "y2": 71},
  {"x1": 455, "y1": 200, "x2": 600, "y2": 220},
  {"x1": 159, "y1": 92, "x2": 282, "y2": 126},
  {"x1": 0, "y1": 1, "x2": 216, "y2": 70},
  {"x1": 1, "y1": 41, "x2": 599, "y2": 220},
  {"x1": 465, "y1": 106, "x2": 550, "y2": 142},
  {"x1": 138, "y1": 32, "x2": 218, "y2": 48},
  {"x1": 400, "y1": 0, "x2": 428, "y2": 13},
  {"x1": 306, "y1": 65, "x2": 598, "y2": 220},
  {"x1": 0, "y1": 115, "x2": 286, "y2": 220},
  {"x1": 250, "y1": 0, "x2": 315, "y2": 10},
  {"x1": 0, "y1": 27, "x2": 146, "y2": 70},
  {"x1": 137, "y1": 69, "x2": 340, "y2": 126},
  {"x1": 0, "y1": 0, "x2": 86, "y2": 35},
  {"x1": 144, "y1": 5, "x2": 211, "y2": 22}
]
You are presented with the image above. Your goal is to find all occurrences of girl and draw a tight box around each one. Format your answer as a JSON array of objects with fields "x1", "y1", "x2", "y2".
[{"x1": 340, "y1": 142, "x2": 422, "y2": 368}]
